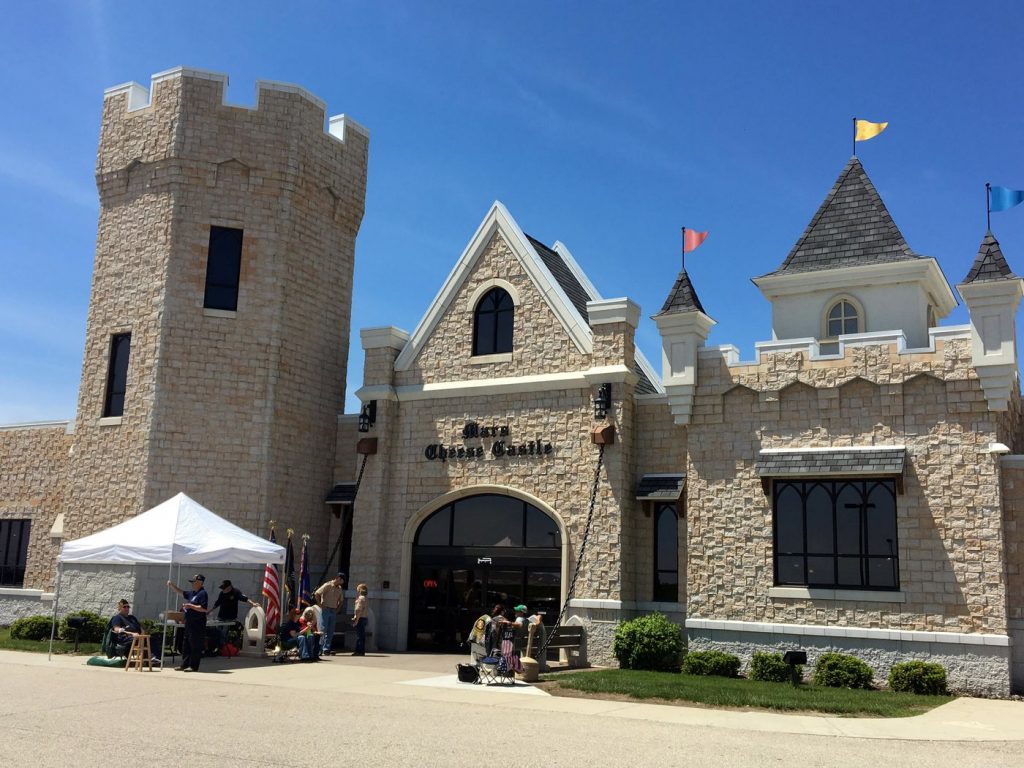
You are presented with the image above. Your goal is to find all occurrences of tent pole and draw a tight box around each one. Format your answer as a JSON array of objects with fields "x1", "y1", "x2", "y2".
[
  {"x1": 47, "y1": 563, "x2": 63, "y2": 661},
  {"x1": 162, "y1": 560, "x2": 174, "y2": 671}
]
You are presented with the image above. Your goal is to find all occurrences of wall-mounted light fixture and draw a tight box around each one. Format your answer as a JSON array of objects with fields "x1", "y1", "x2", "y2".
[
  {"x1": 358, "y1": 400, "x2": 377, "y2": 433},
  {"x1": 593, "y1": 383, "x2": 612, "y2": 419}
]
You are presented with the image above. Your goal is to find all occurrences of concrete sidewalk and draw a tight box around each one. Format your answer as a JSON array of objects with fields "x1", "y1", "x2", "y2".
[{"x1": 12, "y1": 649, "x2": 1023, "y2": 743}]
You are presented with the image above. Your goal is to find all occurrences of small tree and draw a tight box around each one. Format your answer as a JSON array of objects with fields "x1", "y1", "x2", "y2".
[{"x1": 612, "y1": 613, "x2": 684, "y2": 671}]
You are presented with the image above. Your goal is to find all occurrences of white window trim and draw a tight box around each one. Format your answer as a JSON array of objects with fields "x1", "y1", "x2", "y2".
[{"x1": 465, "y1": 278, "x2": 521, "y2": 312}]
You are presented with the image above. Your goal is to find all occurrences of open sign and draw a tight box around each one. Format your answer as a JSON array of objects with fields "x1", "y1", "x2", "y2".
[{"x1": 422, "y1": 579, "x2": 438, "y2": 589}]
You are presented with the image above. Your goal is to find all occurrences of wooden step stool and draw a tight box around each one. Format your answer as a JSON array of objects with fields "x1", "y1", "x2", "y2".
[{"x1": 125, "y1": 634, "x2": 153, "y2": 671}]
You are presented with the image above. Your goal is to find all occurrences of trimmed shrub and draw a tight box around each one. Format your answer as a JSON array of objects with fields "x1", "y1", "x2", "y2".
[
  {"x1": 612, "y1": 613, "x2": 684, "y2": 671},
  {"x1": 59, "y1": 610, "x2": 107, "y2": 643},
  {"x1": 748, "y1": 651, "x2": 802, "y2": 683},
  {"x1": 813, "y1": 652, "x2": 874, "y2": 689},
  {"x1": 888, "y1": 661, "x2": 948, "y2": 696},
  {"x1": 10, "y1": 615, "x2": 55, "y2": 641},
  {"x1": 681, "y1": 649, "x2": 741, "y2": 677}
]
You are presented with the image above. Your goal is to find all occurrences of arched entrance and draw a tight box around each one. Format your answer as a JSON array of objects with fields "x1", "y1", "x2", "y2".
[{"x1": 408, "y1": 493, "x2": 562, "y2": 651}]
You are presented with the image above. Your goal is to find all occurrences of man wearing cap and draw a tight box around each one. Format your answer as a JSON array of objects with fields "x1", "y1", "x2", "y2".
[
  {"x1": 313, "y1": 572, "x2": 346, "y2": 656},
  {"x1": 167, "y1": 574, "x2": 209, "y2": 671},
  {"x1": 211, "y1": 580, "x2": 258, "y2": 646}
]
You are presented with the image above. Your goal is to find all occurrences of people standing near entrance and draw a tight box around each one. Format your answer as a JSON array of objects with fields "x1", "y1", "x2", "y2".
[
  {"x1": 314, "y1": 572, "x2": 346, "y2": 656},
  {"x1": 211, "y1": 579, "x2": 258, "y2": 646},
  {"x1": 351, "y1": 583, "x2": 368, "y2": 656},
  {"x1": 167, "y1": 574, "x2": 209, "y2": 671},
  {"x1": 495, "y1": 604, "x2": 525, "y2": 674}
]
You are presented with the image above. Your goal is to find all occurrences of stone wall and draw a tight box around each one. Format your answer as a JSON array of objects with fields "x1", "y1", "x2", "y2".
[{"x1": 0, "y1": 423, "x2": 72, "y2": 593}]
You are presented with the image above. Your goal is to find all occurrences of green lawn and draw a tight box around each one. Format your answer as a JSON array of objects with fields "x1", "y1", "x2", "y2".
[
  {"x1": 0, "y1": 627, "x2": 101, "y2": 655},
  {"x1": 540, "y1": 669, "x2": 953, "y2": 717}
]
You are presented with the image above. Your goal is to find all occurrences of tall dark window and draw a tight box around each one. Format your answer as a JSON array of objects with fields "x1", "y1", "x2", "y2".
[
  {"x1": 203, "y1": 226, "x2": 244, "y2": 311},
  {"x1": 102, "y1": 333, "x2": 131, "y2": 418},
  {"x1": 773, "y1": 478, "x2": 899, "y2": 590},
  {"x1": 653, "y1": 503, "x2": 679, "y2": 601},
  {"x1": 415, "y1": 494, "x2": 560, "y2": 549},
  {"x1": 0, "y1": 519, "x2": 31, "y2": 587},
  {"x1": 472, "y1": 287, "x2": 514, "y2": 356}
]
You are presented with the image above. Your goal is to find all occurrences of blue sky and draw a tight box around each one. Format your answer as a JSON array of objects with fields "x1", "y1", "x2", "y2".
[{"x1": 1, "y1": 2, "x2": 1022, "y2": 422}]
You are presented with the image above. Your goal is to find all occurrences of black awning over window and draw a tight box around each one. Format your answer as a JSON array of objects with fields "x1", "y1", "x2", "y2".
[
  {"x1": 325, "y1": 482, "x2": 357, "y2": 505},
  {"x1": 635, "y1": 474, "x2": 685, "y2": 501},
  {"x1": 756, "y1": 448, "x2": 906, "y2": 492}
]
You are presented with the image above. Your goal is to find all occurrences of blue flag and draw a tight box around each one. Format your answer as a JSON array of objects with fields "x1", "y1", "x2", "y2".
[
  {"x1": 991, "y1": 185, "x2": 1024, "y2": 212},
  {"x1": 284, "y1": 532, "x2": 296, "y2": 612},
  {"x1": 299, "y1": 537, "x2": 312, "y2": 608}
]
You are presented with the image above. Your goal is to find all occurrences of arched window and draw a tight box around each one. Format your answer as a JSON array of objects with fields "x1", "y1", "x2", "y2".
[
  {"x1": 653, "y1": 503, "x2": 678, "y2": 601},
  {"x1": 473, "y1": 287, "x2": 514, "y2": 356},
  {"x1": 826, "y1": 299, "x2": 860, "y2": 338}
]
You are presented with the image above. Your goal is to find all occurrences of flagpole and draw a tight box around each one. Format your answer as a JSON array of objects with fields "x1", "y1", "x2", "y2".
[
  {"x1": 681, "y1": 227, "x2": 686, "y2": 270},
  {"x1": 986, "y1": 182, "x2": 992, "y2": 231},
  {"x1": 852, "y1": 117, "x2": 856, "y2": 157}
]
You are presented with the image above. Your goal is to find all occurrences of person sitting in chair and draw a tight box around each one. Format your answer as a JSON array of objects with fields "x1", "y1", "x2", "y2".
[
  {"x1": 107, "y1": 599, "x2": 160, "y2": 663},
  {"x1": 298, "y1": 607, "x2": 321, "y2": 661},
  {"x1": 274, "y1": 608, "x2": 302, "y2": 662}
]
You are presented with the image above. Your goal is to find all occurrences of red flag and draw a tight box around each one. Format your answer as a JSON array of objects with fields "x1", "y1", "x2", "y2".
[
  {"x1": 261, "y1": 526, "x2": 280, "y2": 633},
  {"x1": 683, "y1": 229, "x2": 709, "y2": 253}
]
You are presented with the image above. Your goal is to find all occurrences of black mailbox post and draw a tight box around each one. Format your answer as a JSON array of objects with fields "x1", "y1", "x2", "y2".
[
  {"x1": 783, "y1": 649, "x2": 806, "y2": 687},
  {"x1": 66, "y1": 616, "x2": 87, "y2": 653}
]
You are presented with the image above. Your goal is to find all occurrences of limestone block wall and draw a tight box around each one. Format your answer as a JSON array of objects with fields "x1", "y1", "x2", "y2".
[
  {"x1": 0, "y1": 423, "x2": 73, "y2": 592},
  {"x1": 687, "y1": 336, "x2": 1009, "y2": 637},
  {"x1": 1001, "y1": 464, "x2": 1024, "y2": 692},
  {"x1": 65, "y1": 69, "x2": 368, "y2": 572},
  {"x1": 393, "y1": 233, "x2": 590, "y2": 388}
]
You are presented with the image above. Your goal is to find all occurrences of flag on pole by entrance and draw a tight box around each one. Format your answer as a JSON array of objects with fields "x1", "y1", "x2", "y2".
[
  {"x1": 298, "y1": 535, "x2": 312, "y2": 609},
  {"x1": 283, "y1": 530, "x2": 296, "y2": 615},
  {"x1": 990, "y1": 185, "x2": 1024, "y2": 213},
  {"x1": 855, "y1": 119, "x2": 888, "y2": 142},
  {"x1": 683, "y1": 229, "x2": 709, "y2": 253},
  {"x1": 261, "y1": 525, "x2": 280, "y2": 633}
]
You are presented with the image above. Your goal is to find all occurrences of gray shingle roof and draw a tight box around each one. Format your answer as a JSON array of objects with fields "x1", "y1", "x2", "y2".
[
  {"x1": 635, "y1": 474, "x2": 686, "y2": 500},
  {"x1": 961, "y1": 231, "x2": 1018, "y2": 284},
  {"x1": 325, "y1": 482, "x2": 357, "y2": 505},
  {"x1": 525, "y1": 233, "x2": 659, "y2": 395},
  {"x1": 764, "y1": 157, "x2": 921, "y2": 277},
  {"x1": 756, "y1": 448, "x2": 906, "y2": 478},
  {"x1": 656, "y1": 268, "x2": 707, "y2": 315}
]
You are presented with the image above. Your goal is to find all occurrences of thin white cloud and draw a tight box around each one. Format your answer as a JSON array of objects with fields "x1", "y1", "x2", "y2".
[
  {"x1": 0, "y1": 146, "x2": 96, "y2": 210},
  {"x1": 0, "y1": 295, "x2": 86, "y2": 355}
]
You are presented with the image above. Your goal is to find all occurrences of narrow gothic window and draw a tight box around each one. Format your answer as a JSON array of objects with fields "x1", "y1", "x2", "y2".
[
  {"x1": 653, "y1": 503, "x2": 679, "y2": 601},
  {"x1": 472, "y1": 287, "x2": 514, "y2": 356},
  {"x1": 204, "y1": 226, "x2": 244, "y2": 311},
  {"x1": 827, "y1": 300, "x2": 859, "y2": 337},
  {"x1": 103, "y1": 332, "x2": 131, "y2": 417}
]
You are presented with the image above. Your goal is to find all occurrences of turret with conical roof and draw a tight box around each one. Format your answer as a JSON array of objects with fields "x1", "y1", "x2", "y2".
[
  {"x1": 654, "y1": 265, "x2": 715, "y2": 425},
  {"x1": 753, "y1": 157, "x2": 956, "y2": 349},
  {"x1": 958, "y1": 231, "x2": 1024, "y2": 411}
]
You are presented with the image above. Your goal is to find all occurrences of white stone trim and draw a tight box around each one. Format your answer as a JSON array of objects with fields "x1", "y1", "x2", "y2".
[
  {"x1": 587, "y1": 298, "x2": 640, "y2": 328},
  {"x1": 0, "y1": 420, "x2": 71, "y2": 431},
  {"x1": 567, "y1": 598, "x2": 684, "y2": 612},
  {"x1": 465, "y1": 278, "x2": 522, "y2": 312},
  {"x1": 49, "y1": 513, "x2": 64, "y2": 541},
  {"x1": 255, "y1": 79, "x2": 327, "y2": 112},
  {"x1": 97, "y1": 416, "x2": 123, "y2": 427},
  {"x1": 0, "y1": 587, "x2": 53, "y2": 600},
  {"x1": 760, "y1": 445, "x2": 906, "y2": 454},
  {"x1": 360, "y1": 326, "x2": 410, "y2": 351},
  {"x1": 768, "y1": 587, "x2": 906, "y2": 602},
  {"x1": 203, "y1": 308, "x2": 236, "y2": 319},
  {"x1": 468, "y1": 352, "x2": 513, "y2": 365},
  {"x1": 354, "y1": 385, "x2": 398, "y2": 403},
  {"x1": 394, "y1": 202, "x2": 593, "y2": 370},
  {"x1": 685, "y1": 617, "x2": 1010, "y2": 646},
  {"x1": 568, "y1": 599, "x2": 623, "y2": 610},
  {"x1": 388, "y1": 366, "x2": 637, "y2": 402},
  {"x1": 328, "y1": 114, "x2": 370, "y2": 142}
]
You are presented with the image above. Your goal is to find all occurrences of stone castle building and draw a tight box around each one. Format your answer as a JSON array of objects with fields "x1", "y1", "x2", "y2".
[{"x1": 3, "y1": 68, "x2": 1024, "y2": 695}]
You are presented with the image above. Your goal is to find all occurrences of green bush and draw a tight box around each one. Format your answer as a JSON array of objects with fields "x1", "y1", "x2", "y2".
[
  {"x1": 748, "y1": 651, "x2": 802, "y2": 683},
  {"x1": 10, "y1": 615, "x2": 55, "y2": 641},
  {"x1": 813, "y1": 652, "x2": 874, "y2": 689},
  {"x1": 59, "y1": 610, "x2": 107, "y2": 643},
  {"x1": 681, "y1": 649, "x2": 741, "y2": 677},
  {"x1": 888, "y1": 661, "x2": 948, "y2": 695},
  {"x1": 612, "y1": 613, "x2": 684, "y2": 671}
]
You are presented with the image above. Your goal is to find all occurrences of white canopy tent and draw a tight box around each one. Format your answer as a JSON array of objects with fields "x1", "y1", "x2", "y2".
[{"x1": 49, "y1": 492, "x2": 285, "y2": 661}]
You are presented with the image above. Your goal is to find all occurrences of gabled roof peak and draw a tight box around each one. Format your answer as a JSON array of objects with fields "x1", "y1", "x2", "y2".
[
  {"x1": 765, "y1": 156, "x2": 920, "y2": 276},
  {"x1": 960, "y1": 231, "x2": 1019, "y2": 284}
]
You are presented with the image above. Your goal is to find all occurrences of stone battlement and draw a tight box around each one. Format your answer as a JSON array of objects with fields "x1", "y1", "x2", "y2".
[{"x1": 102, "y1": 66, "x2": 368, "y2": 143}]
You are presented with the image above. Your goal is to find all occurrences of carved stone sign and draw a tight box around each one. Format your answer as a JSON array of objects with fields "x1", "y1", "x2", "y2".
[{"x1": 423, "y1": 421, "x2": 554, "y2": 462}]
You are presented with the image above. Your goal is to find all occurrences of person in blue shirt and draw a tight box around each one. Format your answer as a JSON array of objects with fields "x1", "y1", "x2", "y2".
[{"x1": 167, "y1": 574, "x2": 209, "y2": 671}]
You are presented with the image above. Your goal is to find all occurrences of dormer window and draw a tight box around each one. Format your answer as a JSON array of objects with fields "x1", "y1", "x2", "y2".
[
  {"x1": 826, "y1": 299, "x2": 860, "y2": 338},
  {"x1": 473, "y1": 287, "x2": 514, "y2": 356}
]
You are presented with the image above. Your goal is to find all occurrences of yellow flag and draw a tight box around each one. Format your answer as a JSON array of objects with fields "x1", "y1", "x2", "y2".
[{"x1": 855, "y1": 119, "x2": 889, "y2": 142}]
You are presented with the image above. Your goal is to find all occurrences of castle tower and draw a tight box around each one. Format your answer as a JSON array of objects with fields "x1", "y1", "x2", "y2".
[
  {"x1": 958, "y1": 232, "x2": 1024, "y2": 411},
  {"x1": 65, "y1": 68, "x2": 369, "y2": 555},
  {"x1": 654, "y1": 267, "x2": 714, "y2": 425}
]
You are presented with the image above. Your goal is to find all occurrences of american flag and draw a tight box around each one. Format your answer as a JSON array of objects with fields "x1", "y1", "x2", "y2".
[{"x1": 261, "y1": 526, "x2": 280, "y2": 633}]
